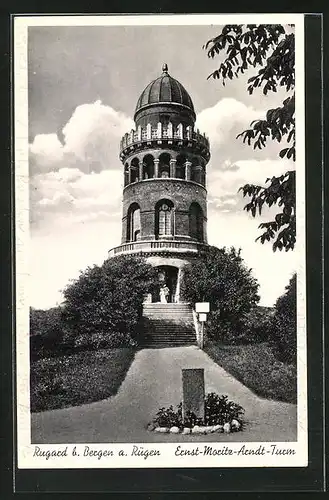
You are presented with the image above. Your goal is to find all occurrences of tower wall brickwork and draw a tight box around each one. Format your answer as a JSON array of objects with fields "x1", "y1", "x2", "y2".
[{"x1": 121, "y1": 179, "x2": 207, "y2": 243}]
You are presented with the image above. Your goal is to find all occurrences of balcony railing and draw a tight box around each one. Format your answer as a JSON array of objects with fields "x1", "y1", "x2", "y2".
[
  {"x1": 108, "y1": 239, "x2": 209, "y2": 258},
  {"x1": 120, "y1": 122, "x2": 210, "y2": 154}
]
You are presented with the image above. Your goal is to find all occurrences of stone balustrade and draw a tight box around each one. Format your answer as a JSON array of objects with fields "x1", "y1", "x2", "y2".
[
  {"x1": 120, "y1": 122, "x2": 210, "y2": 155},
  {"x1": 108, "y1": 239, "x2": 208, "y2": 258}
]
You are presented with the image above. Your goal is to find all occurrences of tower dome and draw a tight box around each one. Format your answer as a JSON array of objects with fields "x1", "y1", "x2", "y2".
[
  {"x1": 135, "y1": 63, "x2": 195, "y2": 114},
  {"x1": 134, "y1": 64, "x2": 196, "y2": 127}
]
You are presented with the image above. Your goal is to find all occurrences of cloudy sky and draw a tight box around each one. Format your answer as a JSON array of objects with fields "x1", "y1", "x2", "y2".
[{"x1": 28, "y1": 23, "x2": 296, "y2": 309}]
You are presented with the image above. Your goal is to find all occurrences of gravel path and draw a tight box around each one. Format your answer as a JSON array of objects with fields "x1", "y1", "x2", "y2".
[{"x1": 31, "y1": 346, "x2": 297, "y2": 443}]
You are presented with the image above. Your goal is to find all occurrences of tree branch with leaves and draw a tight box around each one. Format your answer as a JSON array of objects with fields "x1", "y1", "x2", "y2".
[{"x1": 204, "y1": 24, "x2": 296, "y2": 251}]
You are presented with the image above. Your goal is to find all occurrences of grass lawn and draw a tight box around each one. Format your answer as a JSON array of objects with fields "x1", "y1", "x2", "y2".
[
  {"x1": 204, "y1": 342, "x2": 296, "y2": 404},
  {"x1": 31, "y1": 348, "x2": 136, "y2": 412}
]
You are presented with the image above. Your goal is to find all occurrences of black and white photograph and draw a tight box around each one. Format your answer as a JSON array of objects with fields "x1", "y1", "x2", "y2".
[{"x1": 15, "y1": 14, "x2": 307, "y2": 468}]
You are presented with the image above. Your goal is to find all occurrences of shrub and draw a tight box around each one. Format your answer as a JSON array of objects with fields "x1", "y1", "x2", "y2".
[
  {"x1": 30, "y1": 307, "x2": 67, "y2": 359},
  {"x1": 181, "y1": 246, "x2": 260, "y2": 343},
  {"x1": 204, "y1": 393, "x2": 244, "y2": 425},
  {"x1": 62, "y1": 255, "x2": 158, "y2": 350},
  {"x1": 154, "y1": 403, "x2": 183, "y2": 428},
  {"x1": 270, "y1": 273, "x2": 296, "y2": 364},
  {"x1": 237, "y1": 306, "x2": 275, "y2": 344}
]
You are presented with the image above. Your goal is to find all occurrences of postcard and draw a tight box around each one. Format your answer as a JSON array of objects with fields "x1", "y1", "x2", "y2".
[{"x1": 15, "y1": 13, "x2": 307, "y2": 469}]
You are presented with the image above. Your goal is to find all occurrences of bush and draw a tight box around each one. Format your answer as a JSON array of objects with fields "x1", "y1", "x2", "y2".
[
  {"x1": 270, "y1": 273, "x2": 296, "y2": 364},
  {"x1": 181, "y1": 246, "x2": 260, "y2": 343},
  {"x1": 204, "y1": 393, "x2": 244, "y2": 425},
  {"x1": 62, "y1": 255, "x2": 158, "y2": 350},
  {"x1": 237, "y1": 306, "x2": 274, "y2": 344},
  {"x1": 30, "y1": 307, "x2": 67, "y2": 359}
]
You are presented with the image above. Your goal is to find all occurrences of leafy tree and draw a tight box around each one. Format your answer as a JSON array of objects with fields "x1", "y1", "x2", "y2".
[
  {"x1": 270, "y1": 273, "x2": 297, "y2": 364},
  {"x1": 205, "y1": 24, "x2": 295, "y2": 251},
  {"x1": 30, "y1": 306, "x2": 65, "y2": 359},
  {"x1": 181, "y1": 246, "x2": 260, "y2": 343},
  {"x1": 62, "y1": 255, "x2": 158, "y2": 350}
]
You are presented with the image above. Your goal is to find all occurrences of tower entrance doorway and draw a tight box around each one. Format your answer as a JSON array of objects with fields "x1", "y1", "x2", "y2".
[{"x1": 155, "y1": 265, "x2": 178, "y2": 303}]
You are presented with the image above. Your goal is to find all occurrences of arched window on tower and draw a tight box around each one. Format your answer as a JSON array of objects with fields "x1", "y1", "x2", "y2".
[
  {"x1": 176, "y1": 154, "x2": 186, "y2": 179},
  {"x1": 155, "y1": 199, "x2": 174, "y2": 238},
  {"x1": 124, "y1": 163, "x2": 129, "y2": 186},
  {"x1": 159, "y1": 152, "x2": 171, "y2": 178},
  {"x1": 189, "y1": 202, "x2": 204, "y2": 242},
  {"x1": 127, "y1": 203, "x2": 141, "y2": 242},
  {"x1": 143, "y1": 154, "x2": 154, "y2": 179}
]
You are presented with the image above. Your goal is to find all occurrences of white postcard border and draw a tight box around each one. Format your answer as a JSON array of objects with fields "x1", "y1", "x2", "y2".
[{"x1": 14, "y1": 13, "x2": 307, "y2": 469}]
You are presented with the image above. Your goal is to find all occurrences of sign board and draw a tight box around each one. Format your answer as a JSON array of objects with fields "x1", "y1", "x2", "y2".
[
  {"x1": 199, "y1": 313, "x2": 207, "y2": 322},
  {"x1": 195, "y1": 302, "x2": 210, "y2": 313}
]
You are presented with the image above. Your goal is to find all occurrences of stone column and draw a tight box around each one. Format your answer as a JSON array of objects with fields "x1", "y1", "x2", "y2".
[
  {"x1": 139, "y1": 161, "x2": 143, "y2": 181},
  {"x1": 195, "y1": 166, "x2": 202, "y2": 184},
  {"x1": 174, "y1": 268, "x2": 182, "y2": 303},
  {"x1": 128, "y1": 165, "x2": 132, "y2": 184},
  {"x1": 185, "y1": 161, "x2": 192, "y2": 181},
  {"x1": 170, "y1": 159, "x2": 176, "y2": 178},
  {"x1": 157, "y1": 122, "x2": 162, "y2": 139},
  {"x1": 154, "y1": 159, "x2": 159, "y2": 178},
  {"x1": 137, "y1": 125, "x2": 142, "y2": 141}
]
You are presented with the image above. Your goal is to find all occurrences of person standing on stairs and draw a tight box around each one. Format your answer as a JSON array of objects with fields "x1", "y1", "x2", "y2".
[{"x1": 160, "y1": 284, "x2": 169, "y2": 303}]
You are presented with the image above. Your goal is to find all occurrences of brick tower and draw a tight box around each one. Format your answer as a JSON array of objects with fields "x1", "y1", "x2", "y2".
[{"x1": 109, "y1": 64, "x2": 211, "y2": 305}]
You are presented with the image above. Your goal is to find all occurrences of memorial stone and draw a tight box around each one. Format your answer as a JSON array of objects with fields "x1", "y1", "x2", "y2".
[{"x1": 182, "y1": 368, "x2": 205, "y2": 422}]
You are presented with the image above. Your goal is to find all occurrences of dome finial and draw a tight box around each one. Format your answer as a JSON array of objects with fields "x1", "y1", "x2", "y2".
[{"x1": 162, "y1": 63, "x2": 168, "y2": 74}]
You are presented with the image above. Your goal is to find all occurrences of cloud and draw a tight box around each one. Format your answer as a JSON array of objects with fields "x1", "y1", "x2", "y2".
[
  {"x1": 30, "y1": 100, "x2": 133, "y2": 175},
  {"x1": 61, "y1": 100, "x2": 133, "y2": 168},
  {"x1": 31, "y1": 168, "x2": 122, "y2": 230},
  {"x1": 207, "y1": 158, "x2": 293, "y2": 215},
  {"x1": 196, "y1": 97, "x2": 262, "y2": 147},
  {"x1": 196, "y1": 97, "x2": 286, "y2": 168},
  {"x1": 29, "y1": 101, "x2": 131, "y2": 229}
]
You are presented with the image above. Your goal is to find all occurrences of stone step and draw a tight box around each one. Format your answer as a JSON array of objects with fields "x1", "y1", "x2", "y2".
[
  {"x1": 143, "y1": 305, "x2": 191, "y2": 310},
  {"x1": 142, "y1": 302, "x2": 195, "y2": 347},
  {"x1": 143, "y1": 307, "x2": 191, "y2": 311},
  {"x1": 143, "y1": 305, "x2": 191, "y2": 308},
  {"x1": 143, "y1": 324, "x2": 194, "y2": 330}
]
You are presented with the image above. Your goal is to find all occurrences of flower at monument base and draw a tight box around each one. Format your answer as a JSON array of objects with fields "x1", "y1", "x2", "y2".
[
  {"x1": 223, "y1": 422, "x2": 231, "y2": 433},
  {"x1": 169, "y1": 426, "x2": 180, "y2": 434},
  {"x1": 182, "y1": 427, "x2": 191, "y2": 434},
  {"x1": 231, "y1": 419, "x2": 241, "y2": 431}
]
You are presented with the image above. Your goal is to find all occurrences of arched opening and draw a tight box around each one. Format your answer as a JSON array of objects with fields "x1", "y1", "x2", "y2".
[
  {"x1": 155, "y1": 199, "x2": 174, "y2": 238},
  {"x1": 159, "y1": 152, "x2": 171, "y2": 178},
  {"x1": 189, "y1": 202, "x2": 204, "y2": 242},
  {"x1": 127, "y1": 203, "x2": 141, "y2": 242},
  {"x1": 142, "y1": 154, "x2": 154, "y2": 180},
  {"x1": 200, "y1": 160, "x2": 206, "y2": 186},
  {"x1": 176, "y1": 154, "x2": 186, "y2": 179},
  {"x1": 124, "y1": 163, "x2": 129, "y2": 187},
  {"x1": 155, "y1": 265, "x2": 179, "y2": 303},
  {"x1": 191, "y1": 157, "x2": 199, "y2": 182},
  {"x1": 130, "y1": 158, "x2": 139, "y2": 183}
]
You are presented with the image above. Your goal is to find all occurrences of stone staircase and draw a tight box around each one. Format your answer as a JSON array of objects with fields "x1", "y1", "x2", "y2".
[{"x1": 142, "y1": 303, "x2": 196, "y2": 348}]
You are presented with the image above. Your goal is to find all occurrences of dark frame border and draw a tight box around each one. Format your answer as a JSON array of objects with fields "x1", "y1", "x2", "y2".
[{"x1": 0, "y1": 9, "x2": 324, "y2": 496}]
